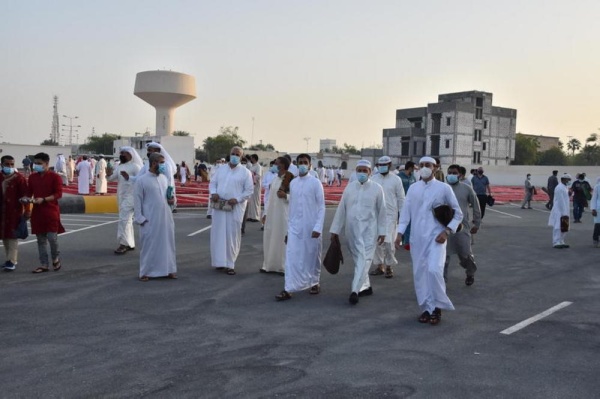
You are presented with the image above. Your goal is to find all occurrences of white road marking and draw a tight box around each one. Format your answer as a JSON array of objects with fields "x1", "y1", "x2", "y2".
[
  {"x1": 507, "y1": 203, "x2": 550, "y2": 213},
  {"x1": 16, "y1": 219, "x2": 119, "y2": 246},
  {"x1": 500, "y1": 301, "x2": 573, "y2": 335},
  {"x1": 486, "y1": 207, "x2": 522, "y2": 219},
  {"x1": 188, "y1": 226, "x2": 211, "y2": 236}
]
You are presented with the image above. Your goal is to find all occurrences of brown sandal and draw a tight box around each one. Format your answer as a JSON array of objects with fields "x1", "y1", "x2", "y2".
[
  {"x1": 114, "y1": 245, "x2": 128, "y2": 255},
  {"x1": 309, "y1": 285, "x2": 320, "y2": 295},
  {"x1": 167, "y1": 273, "x2": 178, "y2": 279},
  {"x1": 385, "y1": 266, "x2": 394, "y2": 279},
  {"x1": 32, "y1": 267, "x2": 49, "y2": 274},
  {"x1": 226, "y1": 268, "x2": 236, "y2": 275},
  {"x1": 418, "y1": 311, "x2": 431, "y2": 323},
  {"x1": 275, "y1": 290, "x2": 292, "y2": 301},
  {"x1": 52, "y1": 259, "x2": 62, "y2": 271},
  {"x1": 429, "y1": 308, "x2": 442, "y2": 325},
  {"x1": 139, "y1": 275, "x2": 149, "y2": 282}
]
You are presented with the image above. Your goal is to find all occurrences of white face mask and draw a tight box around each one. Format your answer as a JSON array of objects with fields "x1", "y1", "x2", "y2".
[{"x1": 420, "y1": 167, "x2": 433, "y2": 179}]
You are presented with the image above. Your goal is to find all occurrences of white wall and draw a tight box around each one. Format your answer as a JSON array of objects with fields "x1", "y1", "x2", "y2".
[
  {"x1": 465, "y1": 165, "x2": 600, "y2": 187},
  {"x1": 0, "y1": 143, "x2": 72, "y2": 168}
]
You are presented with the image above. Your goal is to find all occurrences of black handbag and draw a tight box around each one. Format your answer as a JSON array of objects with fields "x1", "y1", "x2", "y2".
[
  {"x1": 486, "y1": 195, "x2": 495, "y2": 207},
  {"x1": 433, "y1": 205, "x2": 463, "y2": 232},
  {"x1": 13, "y1": 216, "x2": 28, "y2": 240},
  {"x1": 323, "y1": 239, "x2": 343, "y2": 275}
]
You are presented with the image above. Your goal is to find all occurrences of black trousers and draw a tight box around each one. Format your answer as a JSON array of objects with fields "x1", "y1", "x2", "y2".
[{"x1": 477, "y1": 194, "x2": 488, "y2": 219}]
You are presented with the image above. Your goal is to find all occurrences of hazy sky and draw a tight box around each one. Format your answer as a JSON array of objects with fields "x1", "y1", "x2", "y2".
[{"x1": 2, "y1": 0, "x2": 599, "y2": 152}]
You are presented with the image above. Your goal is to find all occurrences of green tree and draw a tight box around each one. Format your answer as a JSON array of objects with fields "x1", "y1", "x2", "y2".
[
  {"x1": 566, "y1": 138, "x2": 581, "y2": 156},
  {"x1": 248, "y1": 143, "x2": 276, "y2": 151},
  {"x1": 537, "y1": 147, "x2": 567, "y2": 165},
  {"x1": 203, "y1": 126, "x2": 246, "y2": 162},
  {"x1": 513, "y1": 133, "x2": 539, "y2": 165},
  {"x1": 342, "y1": 143, "x2": 360, "y2": 155},
  {"x1": 173, "y1": 130, "x2": 190, "y2": 136},
  {"x1": 40, "y1": 139, "x2": 58, "y2": 146},
  {"x1": 79, "y1": 133, "x2": 121, "y2": 155}
]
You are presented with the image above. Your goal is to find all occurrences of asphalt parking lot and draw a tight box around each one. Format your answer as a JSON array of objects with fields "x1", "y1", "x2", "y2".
[{"x1": 0, "y1": 203, "x2": 598, "y2": 398}]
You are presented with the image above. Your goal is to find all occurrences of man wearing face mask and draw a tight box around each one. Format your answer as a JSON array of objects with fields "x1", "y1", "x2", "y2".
[
  {"x1": 548, "y1": 174, "x2": 572, "y2": 248},
  {"x1": 209, "y1": 146, "x2": 254, "y2": 275},
  {"x1": 261, "y1": 160, "x2": 278, "y2": 221},
  {"x1": 134, "y1": 153, "x2": 177, "y2": 281},
  {"x1": 521, "y1": 174, "x2": 535, "y2": 209},
  {"x1": 0, "y1": 155, "x2": 31, "y2": 271},
  {"x1": 207, "y1": 159, "x2": 225, "y2": 219},
  {"x1": 276, "y1": 154, "x2": 325, "y2": 301},
  {"x1": 107, "y1": 147, "x2": 143, "y2": 254},
  {"x1": 330, "y1": 160, "x2": 387, "y2": 305},
  {"x1": 262, "y1": 156, "x2": 294, "y2": 274},
  {"x1": 394, "y1": 156, "x2": 462, "y2": 325},
  {"x1": 471, "y1": 167, "x2": 491, "y2": 219},
  {"x1": 25, "y1": 153, "x2": 65, "y2": 274},
  {"x1": 443, "y1": 164, "x2": 481, "y2": 286},
  {"x1": 369, "y1": 156, "x2": 405, "y2": 279},
  {"x1": 76, "y1": 155, "x2": 93, "y2": 195}
]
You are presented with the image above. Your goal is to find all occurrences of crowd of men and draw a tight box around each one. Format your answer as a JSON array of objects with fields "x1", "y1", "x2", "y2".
[{"x1": 3, "y1": 145, "x2": 599, "y2": 326}]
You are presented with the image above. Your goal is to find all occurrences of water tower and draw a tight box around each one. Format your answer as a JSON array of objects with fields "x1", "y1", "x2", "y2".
[{"x1": 134, "y1": 70, "x2": 196, "y2": 136}]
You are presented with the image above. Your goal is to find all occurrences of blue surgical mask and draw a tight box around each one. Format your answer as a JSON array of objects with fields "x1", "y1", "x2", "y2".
[
  {"x1": 446, "y1": 175, "x2": 459, "y2": 184},
  {"x1": 33, "y1": 164, "x2": 44, "y2": 173},
  {"x1": 230, "y1": 155, "x2": 240, "y2": 165},
  {"x1": 2, "y1": 167, "x2": 15, "y2": 175},
  {"x1": 158, "y1": 164, "x2": 167, "y2": 174},
  {"x1": 378, "y1": 165, "x2": 389, "y2": 174},
  {"x1": 357, "y1": 172, "x2": 369, "y2": 183},
  {"x1": 298, "y1": 165, "x2": 309, "y2": 175},
  {"x1": 270, "y1": 166, "x2": 278, "y2": 173}
]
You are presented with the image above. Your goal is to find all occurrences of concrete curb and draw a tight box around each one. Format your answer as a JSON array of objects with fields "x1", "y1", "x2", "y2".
[{"x1": 59, "y1": 196, "x2": 119, "y2": 214}]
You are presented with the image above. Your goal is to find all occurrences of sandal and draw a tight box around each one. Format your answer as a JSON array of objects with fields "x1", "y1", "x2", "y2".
[
  {"x1": 32, "y1": 267, "x2": 49, "y2": 274},
  {"x1": 385, "y1": 266, "x2": 394, "y2": 279},
  {"x1": 114, "y1": 245, "x2": 128, "y2": 255},
  {"x1": 52, "y1": 259, "x2": 62, "y2": 271},
  {"x1": 226, "y1": 268, "x2": 236, "y2": 275},
  {"x1": 275, "y1": 290, "x2": 292, "y2": 301},
  {"x1": 309, "y1": 284, "x2": 320, "y2": 295},
  {"x1": 429, "y1": 308, "x2": 442, "y2": 325},
  {"x1": 418, "y1": 311, "x2": 431, "y2": 323},
  {"x1": 369, "y1": 267, "x2": 385, "y2": 276},
  {"x1": 167, "y1": 273, "x2": 178, "y2": 279},
  {"x1": 215, "y1": 267, "x2": 226, "y2": 271},
  {"x1": 139, "y1": 275, "x2": 149, "y2": 282}
]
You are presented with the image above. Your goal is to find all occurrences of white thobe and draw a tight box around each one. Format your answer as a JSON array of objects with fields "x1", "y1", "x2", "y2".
[
  {"x1": 398, "y1": 179, "x2": 462, "y2": 313},
  {"x1": 209, "y1": 163, "x2": 254, "y2": 268},
  {"x1": 67, "y1": 159, "x2": 75, "y2": 183},
  {"x1": 108, "y1": 161, "x2": 141, "y2": 248},
  {"x1": 55, "y1": 158, "x2": 67, "y2": 185},
  {"x1": 288, "y1": 164, "x2": 299, "y2": 177},
  {"x1": 548, "y1": 183, "x2": 569, "y2": 246},
  {"x1": 95, "y1": 158, "x2": 107, "y2": 193},
  {"x1": 135, "y1": 161, "x2": 177, "y2": 209},
  {"x1": 371, "y1": 173, "x2": 405, "y2": 267},
  {"x1": 180, "y1": 166, "x2": 188, "y2": 185},
  {"x1": 262, "y1": 176, "x2": 289, "y2": 273},
  {"x1": 327, "y1": 169, "x2": 335, "y2": 185},
  {"x1": 247, "y1": 163, "x2": 262, "y2": 220},
  {"x1": 133, "y1": 172, "x2": 177, "y2": 278},
  {"x1": 330, "y1": 180, "x2": 387, "y2": 294},
  {"x1": 285, "y1": 174, "x2": 325, "y2": 292},
  {"x1": 76, "y1": 161, "x2": 92, "y2": 194},
  {"x1": 262, "y1": 171, "x2": 276, "y2": 212},
  {"x1": 90, "y1": 159, "x2": 96, "y2": 184},
  {"x1": 207, "y1": 165, "x2": 220, "y2": 216}
]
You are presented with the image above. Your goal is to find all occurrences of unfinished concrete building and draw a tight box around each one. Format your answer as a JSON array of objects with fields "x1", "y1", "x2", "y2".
[{"x1": 383, "y1": 91, "x2": 517, "y2": 167}]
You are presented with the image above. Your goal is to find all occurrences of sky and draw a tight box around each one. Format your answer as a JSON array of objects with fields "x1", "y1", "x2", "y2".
[{"x1": 2, "y1": 0, "x2": 599, "y2": 153}]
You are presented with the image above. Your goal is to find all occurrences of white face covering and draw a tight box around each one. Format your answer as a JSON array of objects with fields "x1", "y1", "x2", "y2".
[{"x1": 420, "y1": 167, "x2": 433, "y2": 179}]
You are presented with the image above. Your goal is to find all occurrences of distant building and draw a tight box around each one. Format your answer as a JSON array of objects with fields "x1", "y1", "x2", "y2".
[
  {"x1": 113, "y1": 135, "x2": 195, "y2": 168},
  {"x1": 319, "y1": 139, "x2": 336, "y2": 152},
  {"x1": 383, "y1": 91, "x2": 517, "y2": 166},
  {"x1": 520, "y1": 134, "x2": 560, "y2": 152},
  {"x1": 361, "y1": 148, "x2": 384, "y2": 167}
]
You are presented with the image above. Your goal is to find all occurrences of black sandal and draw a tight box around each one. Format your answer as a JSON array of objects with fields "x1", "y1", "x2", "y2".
[
  {"x1": 418, "y1": 311, "x2": 431, "y2": 323},
  {"x1": 275, "y1": 290, "x2": 292, "y2": 301},
  {"x1": 52, "y1": 259, "x2": 62, "y2": 271},
  {"x1": 309, "y1": 285, "x2": 320, "y2": 295},
  {"x1": 226, "y1": 268, "x2": 236, "y2": 275},
  {"x1": 429, "y1": 308, "x2": 442, "y2": 325},
  {"x1": 32, "y1": 267, "x2": 49, "y2": 274}
]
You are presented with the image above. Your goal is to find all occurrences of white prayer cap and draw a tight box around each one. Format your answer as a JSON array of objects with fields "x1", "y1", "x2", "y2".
[
  {"x1": 119, "y1": 146, "x2": 144, "y2": 167},
  {"x1": 378, "y1": 155, "x2": 391, "y2": 164},
  {"x1": 356, "y1": 160, "x2": 372, "y2": 169},
  {"x1": 419, "y1": 156, "x2": 436, "y2": 165},
  {"x1": 561, "y1": 173, "x2": 572, "y2": 180}
]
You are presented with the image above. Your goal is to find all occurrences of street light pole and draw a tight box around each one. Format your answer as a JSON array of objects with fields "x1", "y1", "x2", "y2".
[{"x1": 62, "y1": 115, "x2": 81, "y2": 146}]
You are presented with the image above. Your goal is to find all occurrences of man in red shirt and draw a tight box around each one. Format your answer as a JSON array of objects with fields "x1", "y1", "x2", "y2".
[{"x1": 24, "y1": 153, "x2": 65, "y2": 273}]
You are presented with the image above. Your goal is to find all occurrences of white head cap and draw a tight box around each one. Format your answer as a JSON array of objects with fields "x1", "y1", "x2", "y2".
[
  {"x1": 419, "y1": 156, "x2": 436, "y2": 165},
  {"x1": 356, "y1": 160, "x2": 372, "y2": 169},
  {"x1": 377, "y1": 155, "x2": 391, "y2": 164},
  {"x1": 561, "y1": 173, "x2": 572, "y2": 181}
]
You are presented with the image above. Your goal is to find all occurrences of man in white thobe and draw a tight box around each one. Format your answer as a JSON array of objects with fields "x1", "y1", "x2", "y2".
[
  {"x1": 275, "y1": 153, "x2": 325, "y2": 301},
  {"x1": 247, "y1": 154, "x2": 262, "y2": 222},
  {"x1": 133, "y1": 153, "x2": 177, "y2": 281},
  {"x1": 262, "y1": 160, "x2": 277, "y2": 214},
  {"x1": 55, "y1": 154, "x2": 67, "y2": 186},
  {"x1": 369, "y1": 156, "x2": 405, "y2": 279},
  {"x1": 108, "y1": 147, "x2": 143, "y2": 254},
  {"x1": 76, "y1": 155, "x2": 93, "y2": 195},
  {"x1": 207, "y1": 159, "x2": 224, "y2": 219},
  {"x1": 395, "y1": 156, "x2": 463, "y2": 325},
  {"x1": 548, "y1": 174, "x2": 571, "y2": 248},
  {"x1": 209, "y1": 146, "x2": 254, "y2": 275},
  {"x1": 132, "y1": 142, "x2": 177, "y2": 212},
  {"x1": 285, "y1": 155, "x2": 299, "y2": 177},
  {"x1": 330, "y1": 160, "x2": 387, "y2": 305},
  {"x1": 261, "y1": 156, "x2": 294, "y2": 274},
  {"x1": 95, "y1": 155, "x2": 108, "y2": 195},
  {"x1": 66, "y1": 156, "x2": 75, "y2": 184},
  {"x1": 89, "y1": 157, "x2": 97, "y2": 185}
]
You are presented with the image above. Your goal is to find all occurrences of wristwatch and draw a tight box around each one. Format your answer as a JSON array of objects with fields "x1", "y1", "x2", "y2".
[{"x1": 445, "y1": 227, "x2": 452, "y2": 235}]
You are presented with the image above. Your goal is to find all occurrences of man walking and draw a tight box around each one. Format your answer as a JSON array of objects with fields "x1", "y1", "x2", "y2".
[
  {"x1": 134, "y1": 153, "x2": 177, "y2": 281},
  {"x1": 571, "y1": 173, "x2": 592, "y2": 223},
  {"x1": 443, "y1": 164, "x2": 481, "y2": 286},
  {"x1": 247, "y1": 154, "x2": 262, "y2": 222},
  {"x1": 521, "y1": 174, "x2": 534, "y2": 209},
  {"x1": 398, "y1": 161, "x2": 417, "y2": 250},
  {"x1": 0, "y1": 155, "x2": 30, "y2": 271},
  {"x1": 471, "y1": 167, "x2": 491, "y2": 219},
  {"x1": 330, "y1": 160, "x2": 387, "y2": 305},
  {"x1": 25, "y1": 153, "x2": 65, "y2": 274},
  {"x1": 369, "y1": 155, "x2": 405, "y2": 279},
  {"x1": 548, "y1": 174, "x2": 572, "y2": 248},
  {"x1": 209, "y1": 146, "x2": 254, "y2": 275},
  {"x1": 76, "y1": 155, "x2": 93, "y2": 195},
  {"x1": 95, "y1": 155, "x2": 108, "y2": 195},
  {"x1": 275, "y1": 154, "x2": 325, "y2": 301},
  {"x1": 546, "y1": 170, "x2": 559, "y2": 210},
  {"x1": 395, "y1": 156, "x2": 463, "y2": 325},
  {"x1": 108, "y1": 147, "x2": 143, "y2": 254}
]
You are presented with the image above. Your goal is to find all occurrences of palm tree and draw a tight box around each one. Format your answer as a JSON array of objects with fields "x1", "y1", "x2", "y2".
[{"x1": 566, "y1": 138, "x2": 581, "y2": 156}]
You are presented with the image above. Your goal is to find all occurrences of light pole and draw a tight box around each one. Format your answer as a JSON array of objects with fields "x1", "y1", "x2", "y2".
[
  {"x1": 62, "y1": 115, "x2": 81, "y2": 146},
  {"x1": 303, "y1": 137, "x2": 311, "y2": 152}
]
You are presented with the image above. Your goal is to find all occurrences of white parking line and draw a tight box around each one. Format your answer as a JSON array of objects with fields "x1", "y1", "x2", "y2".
[
  {"x1": 500, "y1": 301, "x2": 573, "y2": 335},
  {"x1": 507, "y1": 203, "x2": 550, "y2": 213},
  {"x1": 16, "y1": 219, "x2": 119, "y2": 246},
  {"x1": 487, "y1": 207, "x2": 522, "y2": 219},
  {"x1": 188, "y1": 226, "x2": 211, "y2": 237}
]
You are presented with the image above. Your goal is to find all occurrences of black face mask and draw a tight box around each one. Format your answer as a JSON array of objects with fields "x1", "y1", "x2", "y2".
[
  {"x1": 119, "y1": 155, "x2": 128, "y2": 163},
  {"x1": 146, "y1": 153, "x2": 151, "y2": 159}
]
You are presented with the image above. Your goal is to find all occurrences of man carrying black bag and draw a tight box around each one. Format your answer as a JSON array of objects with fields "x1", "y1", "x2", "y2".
[{"x1": 0, "y1": 155, "x2": 31, "y2": 271}]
